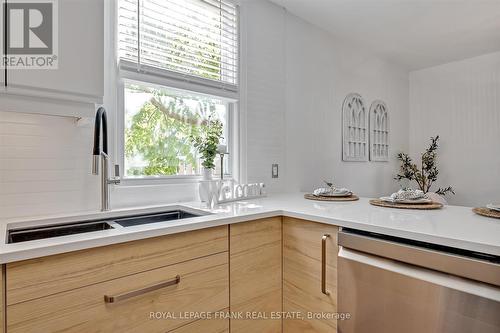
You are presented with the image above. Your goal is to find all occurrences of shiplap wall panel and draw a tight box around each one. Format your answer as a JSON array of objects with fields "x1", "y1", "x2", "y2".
[
  {"x1": 0, "y1": 111, "x2": 99, "y2": 219},
  {"x1": 409, "y1": 52, "x2": 500, "y2": 207},
  {"x1": 244, "y1": 0, "x2": 286, "y2": 192}
]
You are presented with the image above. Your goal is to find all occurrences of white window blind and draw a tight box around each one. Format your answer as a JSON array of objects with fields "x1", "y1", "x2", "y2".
[{"x1": 118, "y1": 0, "x2": 238, "y2": 91}]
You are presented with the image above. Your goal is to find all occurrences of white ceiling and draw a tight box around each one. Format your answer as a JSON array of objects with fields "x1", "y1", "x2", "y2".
[{"x1": 269, "y1": 0, "x2": 500, "y2": 70}]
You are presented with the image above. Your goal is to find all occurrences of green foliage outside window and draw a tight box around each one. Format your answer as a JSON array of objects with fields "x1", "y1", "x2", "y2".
[
  {"x1": 124, "y1": 85, "x2": 225, "y2": 177},
  {"x1": 124, "y1": 12, "x2": 229, "y2": 177}
]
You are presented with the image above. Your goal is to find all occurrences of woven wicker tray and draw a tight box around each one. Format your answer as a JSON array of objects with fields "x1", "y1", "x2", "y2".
[
  {"x1": 369, "y1": 199, "x2": 443, "y2": 210},
  {"x1": 304, "y1": 194, "x2": 359, "y2": 202},
  {"x1": 473, "y1": 207, "x2": 500, "y2": 219}
]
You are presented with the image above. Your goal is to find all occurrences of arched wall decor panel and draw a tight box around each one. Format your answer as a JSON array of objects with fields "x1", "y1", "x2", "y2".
[
  {"x1": 369, "y1": 100, "x2": 389, "y2": 161},
  {"x1": 342, "y1": 93, "x2": 368, "y2": 161}
]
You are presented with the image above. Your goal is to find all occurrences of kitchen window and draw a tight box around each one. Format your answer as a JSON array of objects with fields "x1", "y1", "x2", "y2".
[
  {"x1": 123, "y1": 81, "x2": 233, "y2": 178},
  {"x1": 116, "y1": 0, "x2": 239, "y2": 180}
]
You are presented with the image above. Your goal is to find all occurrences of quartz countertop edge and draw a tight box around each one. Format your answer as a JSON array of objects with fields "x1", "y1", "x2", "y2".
[{"x1": 0, "y1": 193, "x2": 499, "y2": 263}]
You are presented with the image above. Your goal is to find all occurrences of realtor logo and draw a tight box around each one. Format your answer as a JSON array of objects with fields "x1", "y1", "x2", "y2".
[{"x1": 2, "y1": 0, "x2": 58, "y2": 69}]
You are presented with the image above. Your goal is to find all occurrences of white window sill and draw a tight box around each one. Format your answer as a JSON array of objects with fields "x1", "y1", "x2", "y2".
[{"x1": 119, "y1": 176, "x2": 234, "y2": 187}]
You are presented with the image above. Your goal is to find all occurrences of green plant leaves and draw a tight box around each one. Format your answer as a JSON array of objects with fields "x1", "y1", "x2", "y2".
[
  {"x1": 124, "y1": 85, "x2": 223, "y2": 177},
  {"x1": 190, "y1": 114, "x2": 223, "y2": 170}
]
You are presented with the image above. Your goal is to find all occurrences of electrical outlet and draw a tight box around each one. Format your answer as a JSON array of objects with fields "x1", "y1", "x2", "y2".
[{"x1": 272, "y1": 164, "x2": 279, "y2": 178}]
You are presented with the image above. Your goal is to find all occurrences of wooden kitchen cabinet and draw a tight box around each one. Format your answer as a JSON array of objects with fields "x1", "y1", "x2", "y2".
[
  {"x1": 283, "y1": 217, "x2": 339, "y2": 333},
  {"x1": 229, "y1": 217, "x2": 282, "y2": 333},
  {"x1": 7, "y1": 225, "x2": 228, "y2": 305},
  {"x1": 8, "y1": 253, "x2": 229, "y2": 333},
  {"x1": 6, "y1": 226, "x2": 229, "y2": 333},
  {"x1": 3, "y1": 216, "x2": 341, "y2": 333}
]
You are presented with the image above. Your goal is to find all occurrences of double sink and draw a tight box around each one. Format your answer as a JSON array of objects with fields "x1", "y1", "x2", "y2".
[{"x1": 8, "y1": 209, "x2": 206, "y2": 244}]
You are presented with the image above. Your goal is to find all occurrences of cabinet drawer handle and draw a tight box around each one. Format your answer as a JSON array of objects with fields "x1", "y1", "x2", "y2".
[
  {"x1": 322, "y1": 234, "x2": 330, "y2": 295},
  {"x1": 104, "y1": 275, "x2": 181, "y2": 303}
]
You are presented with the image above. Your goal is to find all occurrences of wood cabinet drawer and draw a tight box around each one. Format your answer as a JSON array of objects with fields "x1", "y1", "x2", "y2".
[
  {"x1": 7, "y1": 225, "x2": 228, "y2": 305},
  {"x1": 7, "y1": 252, "x2": 229, "y2": 333}
]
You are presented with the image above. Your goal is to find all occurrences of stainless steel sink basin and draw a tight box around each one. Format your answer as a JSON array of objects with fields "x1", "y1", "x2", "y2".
[
  {"x1": 113, "y1": 210, "x2": 200, "y2": 227},
  {"x1": 7, "y1": 208, "x2": 205, "y2": 244},
  {"x1": 8, "y1": 221, "x2": 114, "y2": 244}
]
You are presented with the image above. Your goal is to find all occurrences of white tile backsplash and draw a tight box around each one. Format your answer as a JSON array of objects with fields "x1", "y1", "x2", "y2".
[{"x1": 0, "y1": 111, "x2": 99, "y2": 219}]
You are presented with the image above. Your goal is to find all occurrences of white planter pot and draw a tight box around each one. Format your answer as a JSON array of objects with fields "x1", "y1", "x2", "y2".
[
  {"x1": 202, "y1": 168, "x2": 213, "y2": 181},
  {"x1": 199, "y1": 180, "x2": 219, "y2": 205},
  {"x1": 427, "y1": 192, "x2": 448, "y2": 205},
  {"x1": 199, "y1": 181, "x2": 209, "y2": 202}
]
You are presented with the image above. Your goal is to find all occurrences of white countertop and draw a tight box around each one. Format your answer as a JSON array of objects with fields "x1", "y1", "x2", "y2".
[{"x1": 1, "y1": 193, "x2": 499, "y2": 263}]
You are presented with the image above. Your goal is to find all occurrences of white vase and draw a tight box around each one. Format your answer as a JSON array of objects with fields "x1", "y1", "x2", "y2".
[
  {"x1": 199, "y1": 168, "x2": 215, "y2": 203},
  {"x1": 199, "y1": 179, "x2": 219, "y2": 205},
  {"x1": 202, "y1": 168, "x2": 213, "y2": 181},
  {"x1": 199, "y1": 181, "x2": 210, "y2": 202},
  {"x1": 427, "y1": 192, "x2": 448, "y2": 205}
]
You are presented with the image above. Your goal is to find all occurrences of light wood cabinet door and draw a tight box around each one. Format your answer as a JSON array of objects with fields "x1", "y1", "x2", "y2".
[
  {"x1": 283, "y1": 217, "x2": 338, "y2": 333},
  {"x1": 229, "y1": 217, "x2": 282, "y2": 333},
  {"x1": 7, "y1": 253, "x2": 229, "y2": 333}
]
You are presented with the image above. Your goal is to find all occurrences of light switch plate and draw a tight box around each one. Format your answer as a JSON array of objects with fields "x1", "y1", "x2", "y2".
[{"x1": 272, "y1": 164, "x2": 279, "y2": 178}]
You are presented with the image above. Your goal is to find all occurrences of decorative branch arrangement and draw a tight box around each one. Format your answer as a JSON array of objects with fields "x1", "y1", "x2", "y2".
[{"x1": 395, "y1": 136, "x2": 455, "y2": 196}]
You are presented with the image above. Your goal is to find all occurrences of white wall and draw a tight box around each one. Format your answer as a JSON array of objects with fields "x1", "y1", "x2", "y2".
[
  {"x1": 0, "y1": 0, "x2": 412, "y2": 220},
  {"x1": 409, "y1": 52, "x2": 500, "y2": 207},
  {"x1": 283, "y1": 12, "x2": 410, "y2": 196},
  {"x1": 241, "y1": 0, "x2": 410, "y2": 197},
  {"x1": 0, "y1": 111, "x2": 99, "y2": 218},
  {"x1": 0, "y1": 0, "x2": 410, "y2": 219},
  {"x1": 242, "y1": 0, "x2": 287, "y2": 192},
  {"x1": 0, "y1": 0, "x2": 288, "y2": 219}
]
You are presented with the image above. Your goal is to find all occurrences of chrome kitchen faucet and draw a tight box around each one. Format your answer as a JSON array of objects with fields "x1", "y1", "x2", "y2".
[{"x1": 92, "y1": 107, "x2": 120, "y2": 211}]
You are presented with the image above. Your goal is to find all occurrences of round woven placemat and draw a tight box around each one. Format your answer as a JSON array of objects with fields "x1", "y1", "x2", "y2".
[
  {"x1": 369, "y1": 199, "x2": 443, "y2": 210},
  {"x1": 304, "y1": 194, "x2": 359, "y2": 202},
  {"x1": 473, "y1": 207, "x2": 500, "y2": 219}
]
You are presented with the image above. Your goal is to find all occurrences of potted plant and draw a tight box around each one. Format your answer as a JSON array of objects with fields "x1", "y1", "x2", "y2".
[
  {"x1": 395, "y1": 136, "x2": 454, "y2": 203},
  {"x1": 190, "y1": 114, "x2": 223, "y2": 180}
]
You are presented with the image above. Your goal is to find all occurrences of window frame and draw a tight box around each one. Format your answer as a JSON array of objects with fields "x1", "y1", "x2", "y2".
[
  {"x1": 117, "y1": 76, "x2": 238, "y2": 184},
  {"x1": 113, "y1": 0, "x2": 241, "y2": 185}
]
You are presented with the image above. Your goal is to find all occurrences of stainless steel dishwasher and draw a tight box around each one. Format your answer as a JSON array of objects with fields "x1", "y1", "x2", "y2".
[{"x1": 338, "y1": 228, "x2": 500, "y2": 333}]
